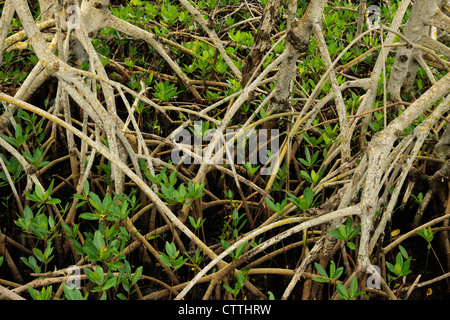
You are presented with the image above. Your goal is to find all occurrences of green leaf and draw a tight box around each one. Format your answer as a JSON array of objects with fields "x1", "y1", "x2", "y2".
[
  {"x1": 27, "y1": 286, "x2": 38, "y2": 300},
  {"x1": 44, "y1": 179, "x2": 54, "y2": 200},
  {"x1": 234, "y1": 241, "x2": 248, "y2": 259},
  {"x1": 336, "y1": 283, "x2": 349, "y2": 300},
  {"x1": 386, "y1": 261, "x2": 396, "y2": 275},
  {"x1": 121, "y1": 277, "x2": 130, "y2": 292},
  {"x1": 71, "y1": 240, "x2": 83, "y2": 255},
  {"x1": 46, "y1": 198, "x2": 61, "y2": 205},
  {"x1": 345, "y1": 217, "x2": 353, "y2": 237},
  {"x1": 102, "y1": 277, "x2": 117, "y2": 291},
  {"x1": 117, "y1": 293, "x2": 128, "y2": 300},
  {"x1": 300, "y1": 170, "x2": 312, "y2": 183},
  {"x1": 401, "y1": 259, "x2": 412, "y2": 277},
  {"x1": 332, "y1": 266, "x2": 344, "y2": 281},
  {"x1": 0, "y1": 134, "x2": 17, "y2": 147},
  {"x1": 232, "y1": 209, "x2": 240, "y2": 227},
  {"x1": 24, "y1": 206, "x2": 33, "y2": 221},
  {"x1": 349, "y1": 277, "x2": 358, "y2": 297},
  {"x1": 221, "y1": 239, "x2": 231, "y2": 250},
  {"x1": 303, "y1": 187, "x2": 314, "y2": 206},
  {"x1": 395, "y1": 252, "x2": 403, "y2": 267},
  {"x1": 85, "y1": 268, "x2": 102, "y2": 286},
  {"x1": 299, "y1": 157, "x2": 309, "y2": 167},
  {"x1": 165, "y1": 242, "x2": 177, "y2": 259},
  {"x1": 26, "y1": 192, "x2": 40, "y2": 204},
  {"x1": 63, "y1": 283, "x2": 84, "y2": 300},
  {"x1": 312, "y1": 276, "x2": 329, "y2": 283},
  {"x1": 188, "y1": 216, "x2": 196, "y2": 228},
  {"x1": 131, "y1": 266, "x2": 143, "y2": 286},
  {"x1": 346, "y1": 242, "x2": 356, "y2": 250},
  {"x1": 348, "y1": 225, "x2": 361, "y2": 240},
  {"x1": 311, "y1": 170, "x2": 320, "y2": 183},
  {"x1": 34, "y1": 183, "x2": 44, "y2": 200},
  {"x1": 394, "y1": 263, "x2": 402, "y2": 276},
  {"x1": 329, "y1": 261, "x2": 336, "y2": 277},
  {"x1": 93, "y1": 230, "x2": 105, "y2": 251},
  {"x1": 304, "y1": 148, "x2": 311, "y2": 163},
  {"x1": 21, "y1": 256, "x2": 40, "y2": 273},
  {"x1": 88, "y1": 195, "x2": 103, "y2": 214},
  {"x1": 159, "y1": 255, "x2": 172, "y2": 268},
  {"x1": 264, "y1": 197, "x2": 278, "y2": 212},
  {"x1": 314, "y1": 262, "x2": 328, "y2": 278},
  {"x1": 399, "y1": 245, "x2": 409, "y2": 259},
  {"x1": 328, "y1": 229, "x2": 345, "y2": 240},
  {"x1": 44, "y1": 240, "x2": 53, "y2": 259},
  {"x1": 338, "y1": 224, "x2": 347, "y2": 239},
  {"x1": 83, "y1": 180, "x2": 90, "y2": 195},
  {"x1": 223, "y1": 284, "x2": 235, "y2": 295},
  {"x1": 33, "y1": 248, "x2": 45, "y2": 263},
  {"x1": 173, "y1": 257, "x2": 187, "y2": 271}
]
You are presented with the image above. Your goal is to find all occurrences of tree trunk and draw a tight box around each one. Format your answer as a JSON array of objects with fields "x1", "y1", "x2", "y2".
[
  {"x1": 240, "y1": 0, "x2": 280, "y2": 88},
  {"x1": 387, "y1": 0, "x2": 450, "y2": 101}
]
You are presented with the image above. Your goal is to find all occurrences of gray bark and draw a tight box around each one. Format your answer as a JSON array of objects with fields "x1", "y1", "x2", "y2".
[
  {"x1": 268, "y1": 0, "x2": 328, "y2": 114},
  {"x1": 433, "y1": 125, "x2": 450, "y2": 160},
  {"x1": 387, "y1": 0, "x2": 450, "y2": 101}
]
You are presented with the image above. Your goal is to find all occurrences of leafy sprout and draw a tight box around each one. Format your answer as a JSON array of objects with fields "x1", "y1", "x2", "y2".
[{"x1": 328, "y1": 217, "x2": 361, "y2": 250}]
